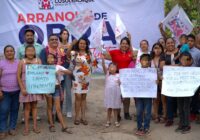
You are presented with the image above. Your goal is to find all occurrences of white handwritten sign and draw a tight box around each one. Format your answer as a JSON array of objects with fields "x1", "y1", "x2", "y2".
[
  {"x1": 119, "y1": 68, "x2": 157, "y2": 98},
  {"x1": 26, "y1": 65, "x2": 56, "y2": 94},
  {"x1": 162, "y1": 66, "x2": 200, "y2": 97}
]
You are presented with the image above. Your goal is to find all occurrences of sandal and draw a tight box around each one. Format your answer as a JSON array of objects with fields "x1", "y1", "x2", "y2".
[
  {"x1": 74, "y1": 120, "x2": 80, "y2": 125},
  {"x1": 22, "y1": 130, "x2": 29, "y2": 136},
  {"x1": 9, "y1": 129, "x2": 17, "y2": 136},
  {"x1": 49, "y1": 125, "x2": 56, "y2": 132},
  {"x1": 62, "y1": 127, "x2": 73, "y2": 134},
  {"x1": 105, "y1": 122, "x2": 111, "y2": 127},
  {"x1": 160, "y1": 117, "x2": 166, "y2": 123},
  {"x1": 0, "y1": 132, "x2": 7, "y2": 139},
  {"x1": 80, "y1": 119, "x2": 88, "y2": 125},
  {"x1": 33, "y1": 128, "x2": 41, "y2": 134},
  {"x1": 115, "y1": 122, "x2": 120, "y2": 127},
  {"x1": 154, "y1": 117, "x2": 160, "y2": 123}
]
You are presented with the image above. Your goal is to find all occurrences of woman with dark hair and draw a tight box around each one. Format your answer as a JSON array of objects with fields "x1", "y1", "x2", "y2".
[
  {"x1": 58, "y1": 29, "x2": 73, "y2": 118},
  {"x1": 103, "y1": 34, "x2": 136, "y2": 120},
  {"x1": 0, "y1": 45, "x2": 20, "y2": 139},
  {"x1": 150, "y1": 43, "x2": 166, "y2": 123},
  {"x1": 164, "y1": 37, "x2": 179, "y2": 127},
  {"x1": 58, "y1": 29, "x2": 71, "y2": 67},
  {"x1": 72, "y1": 37, "x2": 97, "y2": 125}
]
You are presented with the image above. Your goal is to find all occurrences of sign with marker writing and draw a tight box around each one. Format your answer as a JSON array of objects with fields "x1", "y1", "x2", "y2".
[
  {"x1": 162, "y1": 66, "x2": 200, "y2": 97},
  {"x1": 119, "y1": 68, "x2": 157, "y2": 98},
  {"x1": 26, "y1": 65, "x2": 56, "y2": 94}
]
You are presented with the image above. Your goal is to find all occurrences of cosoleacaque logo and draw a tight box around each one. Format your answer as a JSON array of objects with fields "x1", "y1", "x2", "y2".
[
  {"x1": 39, "y1": 0, "x2": 95, "y2": 10},
  {"x1": 55, "y1": 0, "x2": 95, "y2": 4},
  {"x1": 38, "y1": 0, "x2": 54, "y2": 10},
  {"x1": 54, "y1": 0, "x2": 95, "y2": 6}
]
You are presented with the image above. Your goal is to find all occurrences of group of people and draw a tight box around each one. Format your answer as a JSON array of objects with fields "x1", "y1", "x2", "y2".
[
  {"x1": 0, "y1": 25, "x2": 200, "y2": 139},
  {"x1": 102, "y1": 26, "x2": 200, "y2": 136},
  {"x1": 0, "y1": 28, "x2": 98, "y2": 138}
]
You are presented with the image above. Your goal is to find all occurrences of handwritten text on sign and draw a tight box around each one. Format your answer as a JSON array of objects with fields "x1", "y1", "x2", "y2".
[
  {"x1": 26, "y1": 65, "x2": 56, "y2": 94},
  {"x1": 162, "y1": 66, "x2": 200, "y2": 97},
  {"x1": 119, "y1": 68, "x2": 157, "y2": 98}
]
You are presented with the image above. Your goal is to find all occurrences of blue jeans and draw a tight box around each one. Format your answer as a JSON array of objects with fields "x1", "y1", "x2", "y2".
[
  {"x1": 62, "y1": 75, "x2": 72, "y2": 114},
  {"x1": 135, "y1": 98, "x2": 152, "y2": 129},
  {"x1": 166, "y1": 97, "x2": 177, "y2": 121},
  {"x1": 0, "y1": 90, "x2": 20, "y2": 132},
  {"x1": 177, "y1": 97, "x2": 191, "y2": 127}
]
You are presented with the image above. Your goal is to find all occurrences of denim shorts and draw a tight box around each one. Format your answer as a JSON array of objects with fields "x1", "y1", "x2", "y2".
[{"x1": 48, "y1": 88, "x2": 61, "y2": 99}]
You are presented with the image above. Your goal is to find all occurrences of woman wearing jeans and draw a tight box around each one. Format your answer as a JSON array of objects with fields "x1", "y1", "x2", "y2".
[{"x1": 0, "y1": 45, "x2": 20, "y2": 139}]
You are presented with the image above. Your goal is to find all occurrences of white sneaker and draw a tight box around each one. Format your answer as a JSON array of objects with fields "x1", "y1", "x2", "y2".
[
  {"x1": 36, "y1": 116, "x2": 41, "y2": 121},
  {"x1": 21, "y1": 118, "x2": 25, "y2": 124},
  {"x1": 66, "y1": 112, "x2": 72, "y2": 118}
]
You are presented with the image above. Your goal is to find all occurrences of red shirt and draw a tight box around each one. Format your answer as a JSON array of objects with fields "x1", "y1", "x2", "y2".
[{"x1": 109, "y1": 49, "x2": 133, "y2": 70}]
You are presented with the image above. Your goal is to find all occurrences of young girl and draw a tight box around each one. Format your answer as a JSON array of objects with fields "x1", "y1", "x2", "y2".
[
  {"x1": 150, "y1": 43, "x2": 166, "y2": 123},
  {"x1": 175, "y1": 52, "x2": 193, "y2": 134},
  {"x1": 45, "y1": 53, "x2": 72, "y2": 134},
  {"x1": 102, "y1": 56, "x2": 121, "y2": 127},
  {"x1": 17, "y1": 45, "x2": 44, "y2": 136}
]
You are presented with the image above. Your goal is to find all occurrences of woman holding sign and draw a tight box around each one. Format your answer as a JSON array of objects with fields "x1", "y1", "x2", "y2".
[
  {"x1": 0, "y1": 45, "x2": 20, "y2": 139},
  {"x1": 17, "y1": 45, "x2": 43, "y2": 136},
  {"x1": 72, "y1": 37, "x2": 97, "y2": 125},
  {"x1": 164, "y1": 37, "x2": 179, "y2": 127},
  {"x1": 103, "y1": 33, "x2": 136, "y2": 120}
]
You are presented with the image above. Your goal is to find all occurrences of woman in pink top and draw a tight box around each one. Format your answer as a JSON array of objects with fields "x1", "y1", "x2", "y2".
[{"x1": 0, "y1": 45, "x2": 20, "y2": 139}]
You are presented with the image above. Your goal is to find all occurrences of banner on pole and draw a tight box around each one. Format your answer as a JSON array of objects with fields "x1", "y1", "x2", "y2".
[{"x1": 162, "y1": 4, "x2": 193, "y2": 39}]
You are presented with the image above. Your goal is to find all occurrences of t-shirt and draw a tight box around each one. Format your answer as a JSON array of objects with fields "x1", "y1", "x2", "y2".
[
  {"x1": 109, "y1": 49, "x2": 132, "y2": 70},
  {"x1": 165, "y1": 51, "x2": 179, "y2": 65},
  {"x1": 17, "y1": 43, "x2": 43, "y2": 60},
  {"x1": 135, "y1": 50, "x2": 150, "y2": 68},
  {"x1": 0, "y1": 59, "x2": 20, "y2": 91},
  {"x1": 189, "y1": 47, "x2": 200, "y2": 67},
  {"x1": 180, "y1": 44, "x2": 190, "y2": 53},
  {"x1": 56, "y1": 65, "x2": 68, "y2": 85}
]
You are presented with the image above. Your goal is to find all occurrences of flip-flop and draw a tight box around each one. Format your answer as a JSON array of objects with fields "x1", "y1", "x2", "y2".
[
  {"x1": 33, "y1": 128, "x2": 41, "y2": 134},
  {"x1": 105, "y1": 122, "x2": 111, "y2": 127},
  {"x1": 0, "y1": 133, "x2": 7, "y2": 139},
  {"x1": 115, "y1": 122, "x2": 120, "y2": 127},
  {"x1": 80, "y1": 119, "x2": 88, "y2": 125},
  {"x1": 62, "y1": 127, "x2": 73, "y2": 134},
  {"x1": 74, "y1": 120, "x2": 80, "y2": 125},
  {"x1": 49, "y1": 126, "x2": 56, "y2": 132},
  {"x1": 154, "y1": 117, "x2": 160, "y2": 123},
  {"x1": 22, "y1": 130, "x2": 29, "y2": 136},
  {"x1": 8, "y1": 129, "x2": 17, "y2": 136}
]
